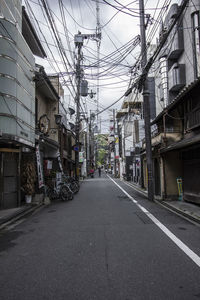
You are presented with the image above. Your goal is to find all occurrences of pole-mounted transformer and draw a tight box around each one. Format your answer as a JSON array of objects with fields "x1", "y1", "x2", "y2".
[{"x1": 80, "y1": 80, "x2": 88, "y2": 97}]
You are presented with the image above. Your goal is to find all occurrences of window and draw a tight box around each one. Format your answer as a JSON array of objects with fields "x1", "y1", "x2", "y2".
[{"x1": 192, "y1": 11, "x2": 200, "y2": 78}]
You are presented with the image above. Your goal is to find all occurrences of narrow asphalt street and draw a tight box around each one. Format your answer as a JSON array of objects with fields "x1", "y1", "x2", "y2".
[{"x1": 0, "y1": 172, "x2": 200, "y2": 300}]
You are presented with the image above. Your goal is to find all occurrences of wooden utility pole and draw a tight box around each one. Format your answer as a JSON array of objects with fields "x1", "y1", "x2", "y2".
[
  {"x1": 113, "y1": 109, "x2": 117, "y2": 177},
  {"x1": 139, "y1": 0, "x2": 154, "y2": 201},
  {"x1": 75, "y1": 41, "x2": 82, "y2": 179},
  {"x1": 96, "y1": 0, "x2": 101, "y2": 162}
]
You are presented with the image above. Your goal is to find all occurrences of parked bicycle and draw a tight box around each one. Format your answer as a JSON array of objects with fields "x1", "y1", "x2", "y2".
[
  {"x1": 46, "y1": 179, "x2": 73, "y2": 201},
  {"x1": 62, "y1": 174, "x2": 80, "y2": 194}
]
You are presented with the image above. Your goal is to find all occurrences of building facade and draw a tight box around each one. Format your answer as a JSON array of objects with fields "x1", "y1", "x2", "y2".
[
  {"x1": 150, "y1": 0, "x2": 200, "y2": 203},
  {"x1": 0, "y1": 1, "x2": 45, "y2": 208}
]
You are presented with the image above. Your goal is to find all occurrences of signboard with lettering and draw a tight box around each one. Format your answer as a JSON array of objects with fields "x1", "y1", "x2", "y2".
[
  {"x1": 79, "y1": 151, "x2": 84, "y2": 163},
  {"x1": 125, "y1": 151, "x2": 131, "y2": 157},
  {"x1": 115, "y1": 136, "x2": 119, "y2": 159},
  {"x1": 56, "y1": 151, "x2": 64, "y2": 174},
  {"x1": 36, "y1": 144, "x2": 44, "y2": 189}
]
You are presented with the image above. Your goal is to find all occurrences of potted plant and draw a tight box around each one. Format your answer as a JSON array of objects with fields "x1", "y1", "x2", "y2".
[{"x1": 21, "y1": 160, "x2": 36, "y2": 204}]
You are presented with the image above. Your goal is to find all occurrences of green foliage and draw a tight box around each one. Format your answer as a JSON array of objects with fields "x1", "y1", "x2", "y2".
[
  {"x1": 96, "y1": 134, "x2": 109, "y2": 165},
  {"x1": 97, "y1": 149, "x2": 107, "y2": 165}
]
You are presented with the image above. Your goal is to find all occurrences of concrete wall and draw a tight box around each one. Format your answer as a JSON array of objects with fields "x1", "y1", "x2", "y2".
[
  {"x1": 0, "y1": 7, "x2": 35, "y2": 147},
  {"x1": 179, "y1": 0, "x2": 200, "y2": 84},
  {"x1": 0, "y1": 0, "x2": 22, "y2": 28}
]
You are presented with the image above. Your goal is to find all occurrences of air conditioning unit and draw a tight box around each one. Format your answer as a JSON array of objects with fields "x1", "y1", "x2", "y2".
[
  {"x1": 168, "y1": 63, "x2": 186, "y2": 92},
  {"x1": 168, "y1": 24, "x2": 184, "y2": 60}
]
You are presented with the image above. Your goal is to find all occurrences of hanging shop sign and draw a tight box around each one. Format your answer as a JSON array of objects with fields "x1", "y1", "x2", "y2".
[
  {"x1": 36, "y1": 144, "x2": 44, "y2": 189},
  {"x1": 79, "y1": 151, "x2": 84, "y2": 163},
  {"x1": 56, "y1": 150, "x2": 64, "y2": 174},
  {"x1": 115, "y1": 136, "x2": 119, "y2": 159},
  {"x1": 56, "y1": 172, "x2": 62, "y2": 190},
  {"x1": 47, "y1": 160, "x2": 53, "y2": 170},
  {"x1": 132, "y1": 164, "x2": 136, "y2": 177},
  {"x1": 74, "y1": 146, "x2": 79, "y2": 152}
]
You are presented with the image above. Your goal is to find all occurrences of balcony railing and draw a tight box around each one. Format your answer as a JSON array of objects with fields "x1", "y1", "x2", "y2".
[{"x1": 151, "y1": 126, "x2": 181, "y2": 138}]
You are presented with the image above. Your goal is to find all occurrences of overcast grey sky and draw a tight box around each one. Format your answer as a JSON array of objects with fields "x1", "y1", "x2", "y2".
[{"x1": 23, "y1": 0, "x2": 179, "y2": 132}]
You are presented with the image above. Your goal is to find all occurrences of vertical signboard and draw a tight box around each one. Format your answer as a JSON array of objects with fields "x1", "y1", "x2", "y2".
[
  {"x1": 56, "y1": 150, "x2": 64, "y2": 174},
  {"x1": 36, "y1": 144, "x2": 44, "y2": 188},
  {"x1": 79, "y1": 151, "x2": 84, "y2": 163},
  {"x1": 115, "y1": 136, "x2": 119, "y2": 159}
]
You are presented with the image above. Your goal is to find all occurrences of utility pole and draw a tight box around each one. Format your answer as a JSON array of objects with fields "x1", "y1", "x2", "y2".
[
  {"x1": 96, "y1": 0, "x2": 101, "y2": 123},
  {"x1": 139, "y1": 0, "x2": 154, "y2": 201},
  {"x1": 75, "y1": 38, "x2": 82, "y2": 179},
  {"x1": 74, "y1": 31, "x2": 101, "y2": 176},
  {"x1": 99, "y1": 116, "x2": 101, "y2": 134},
  {"x1": 113, "y1": 109, "x2": 116, "y2": 177},
  {"x1": 96, "y1": 0, "x2": 101, "y2": 163}
]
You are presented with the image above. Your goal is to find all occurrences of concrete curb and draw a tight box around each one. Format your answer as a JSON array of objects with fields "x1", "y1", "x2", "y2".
[
  {"x1": 0, "y1": 203, "x2": 44, "y2": 231},
  {"x1": 121, "y1": 179, "x2": 148, "y2": 198},
  {"x1": 121, "y1": 179, "x2": 200, "y2": 225},
  {"x1": 158, "y1": 201, "x2": 200, "y2": 225}
]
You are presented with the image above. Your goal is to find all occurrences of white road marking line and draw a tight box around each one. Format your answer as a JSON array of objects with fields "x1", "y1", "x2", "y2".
[{"x1": 108, "y1": 175, "x2": 200, "y2": 268}]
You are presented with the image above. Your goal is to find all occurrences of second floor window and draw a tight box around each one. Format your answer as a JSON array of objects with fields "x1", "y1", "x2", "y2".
[{"x1": 192, "y1": 11, "x2": 200, "y2": 78}]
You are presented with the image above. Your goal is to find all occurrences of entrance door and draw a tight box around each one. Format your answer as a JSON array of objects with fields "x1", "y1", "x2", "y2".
[{"x1": 1, "y1": 152, "x2": 19, "y2": 209}]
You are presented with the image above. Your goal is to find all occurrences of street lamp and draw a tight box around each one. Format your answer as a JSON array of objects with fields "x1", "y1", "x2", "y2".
[
  {"x1": 54, "y1": 114, "x2": 62, "y2": 126},
  {"x1": 69, "y1": 107, "x2": 75, "y2": 115}
]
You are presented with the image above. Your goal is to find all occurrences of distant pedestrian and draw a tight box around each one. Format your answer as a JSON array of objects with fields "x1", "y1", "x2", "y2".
[
  {"x1": 98, "y1": 167, "x2": 101, "y2": 177},
  {"x1": 89, "y1": 168, "x2": 94, "y2": 178}
]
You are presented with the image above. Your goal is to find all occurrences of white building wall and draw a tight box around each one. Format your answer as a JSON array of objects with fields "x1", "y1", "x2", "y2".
[{"x1": 0, "y1": 2, "x2": 35, "y2": 147}]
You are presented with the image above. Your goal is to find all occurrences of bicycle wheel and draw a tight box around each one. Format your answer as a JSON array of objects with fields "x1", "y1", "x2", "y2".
[
  {"x1": 60, "y1": 185, "x2": 68, "y2": 201},
  {"x1": 68, "y1": 188, "x2": 73, "y2": 200},
  {"x1": 70, "y1": 182, "x2": 78, "y2": 194},
  {"x1": 46, "y1": 186, "x2": 54, "y2": 200},
  {"x1": 67, "y1": 184, "x2": 74, "y2": 200},
  {"x1": 60, "y1": 185, "x2": 73, "y2": 201},
  {"x1": 75, "y1": 181, "x2": 80, "y2": 192}
]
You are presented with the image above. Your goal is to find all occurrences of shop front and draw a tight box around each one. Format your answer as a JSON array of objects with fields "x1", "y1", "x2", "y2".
[{"x1": 0, "y1": 149, "x2": 20, "y2": 209}]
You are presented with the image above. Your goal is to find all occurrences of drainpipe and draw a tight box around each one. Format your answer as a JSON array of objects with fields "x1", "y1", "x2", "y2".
[
  {"x1": 163, "y1": 113, "x2": 166, "y2": 145},
  {"x1": 162, "y1": 154, "x2": 167, "y2": 200}
]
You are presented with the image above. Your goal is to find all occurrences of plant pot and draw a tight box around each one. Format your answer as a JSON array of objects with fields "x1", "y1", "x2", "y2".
[{"x1": 25, "y1": 195, "x2": 32, "y2": 204}]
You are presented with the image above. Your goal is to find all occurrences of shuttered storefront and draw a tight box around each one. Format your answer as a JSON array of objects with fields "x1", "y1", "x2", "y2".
[{"x1": 182, "y1": 147, "x2": 200, "y2": 204}]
